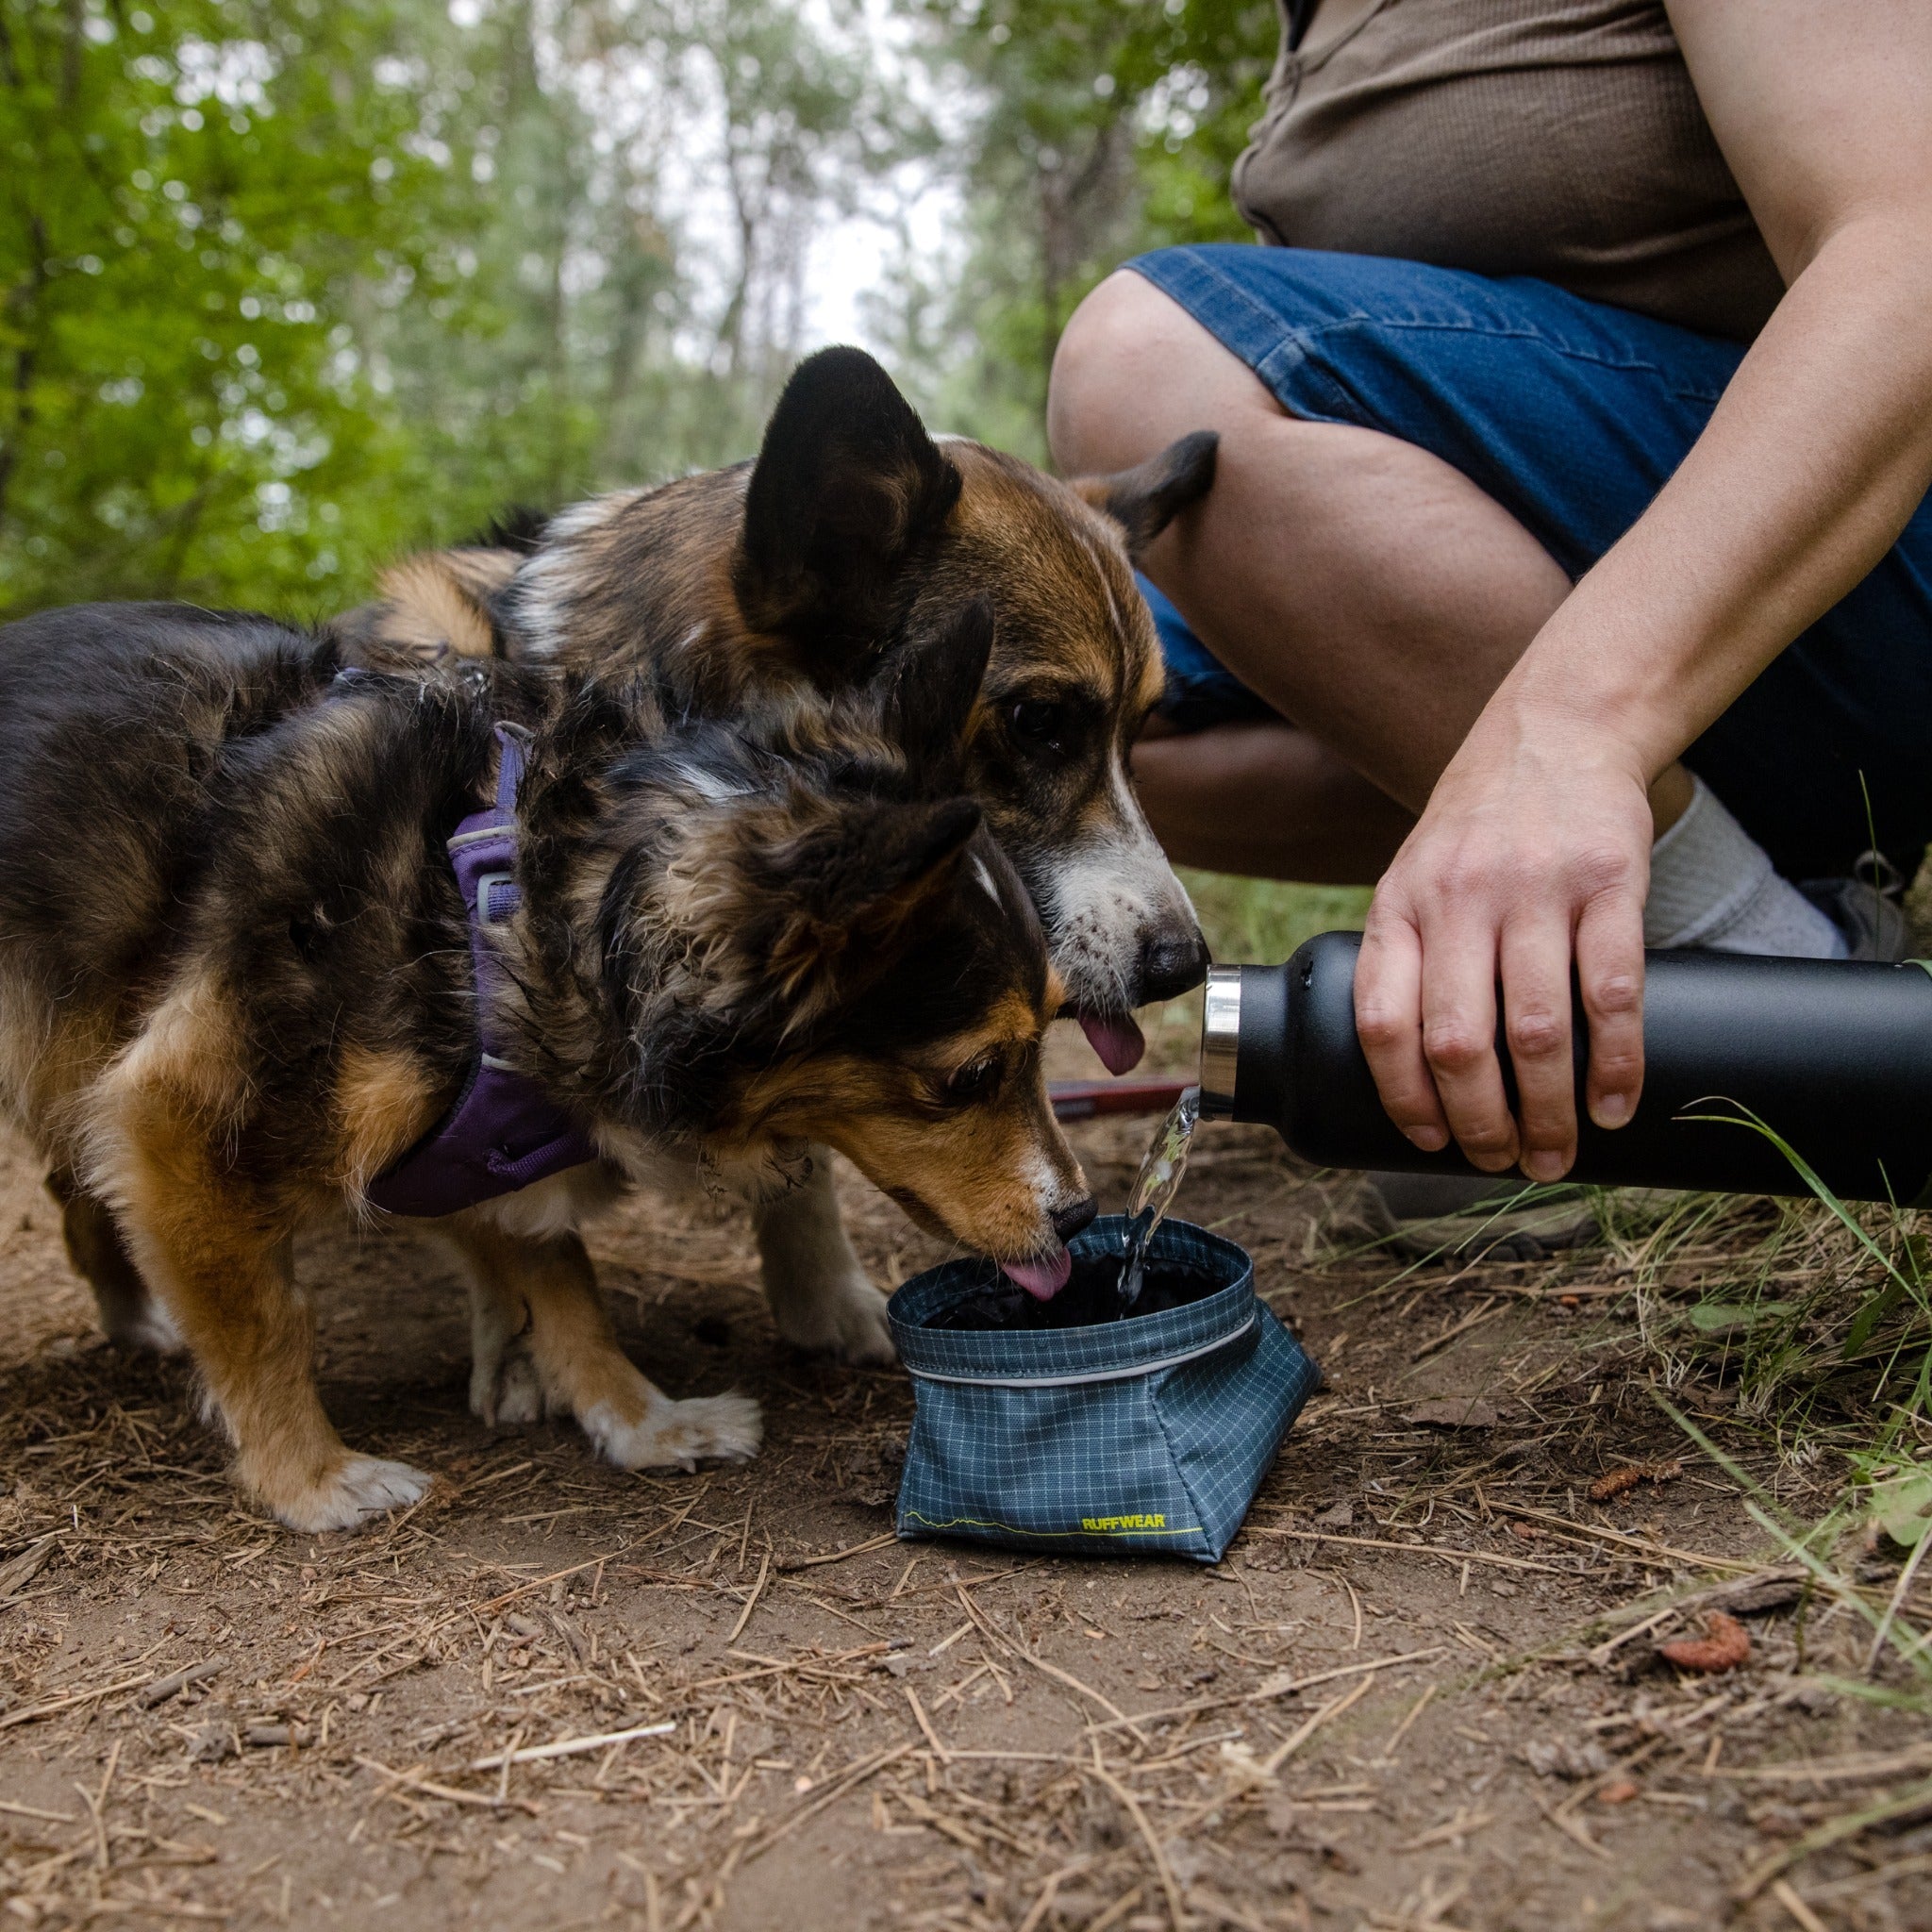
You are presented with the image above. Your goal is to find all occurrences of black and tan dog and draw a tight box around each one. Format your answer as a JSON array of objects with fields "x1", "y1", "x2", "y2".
[
  {"x1": 341, "y1": 347, "x2": 1218, "y2": 1384},
  {"x1": 0, "y1": 598, "x2": 1091, "y2": 1530}
]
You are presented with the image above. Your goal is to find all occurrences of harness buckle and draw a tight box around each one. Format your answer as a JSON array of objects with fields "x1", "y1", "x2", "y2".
[{"x1": 473, "y1": 869, "x2": 518, "y2": 932}]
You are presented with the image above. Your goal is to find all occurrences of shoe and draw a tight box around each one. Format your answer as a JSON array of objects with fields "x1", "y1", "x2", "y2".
[
  {"x1": 1360, "y1": 1171, "x2": 1600, "y2": 1263},
  {"x1": 1803, "y1": 854, "x2": 1910, "y2": 961}
]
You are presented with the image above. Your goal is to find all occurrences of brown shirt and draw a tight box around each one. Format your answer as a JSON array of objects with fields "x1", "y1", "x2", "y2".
[{"x1": 1231, "y1": 0, "x2": 1786, "y2": 341}]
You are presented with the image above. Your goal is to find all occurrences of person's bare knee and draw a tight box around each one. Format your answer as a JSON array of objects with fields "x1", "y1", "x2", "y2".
[{"x1": 1049, "y1": 270, "x2": 1278, "y2": 478}]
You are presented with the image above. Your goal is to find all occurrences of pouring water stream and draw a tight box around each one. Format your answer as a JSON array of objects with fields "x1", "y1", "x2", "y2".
[{"x1": 1117, "y1": 1084, "x2": 1200, "y2": 1309}]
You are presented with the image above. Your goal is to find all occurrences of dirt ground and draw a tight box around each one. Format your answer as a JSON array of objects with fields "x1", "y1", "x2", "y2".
[{"x1": 3, "y1": 1021, "x2": 1928, "y2": 1932}]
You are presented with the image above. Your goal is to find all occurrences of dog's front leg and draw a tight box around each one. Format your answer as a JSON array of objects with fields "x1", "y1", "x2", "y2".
[
  {"x1": 441, "y1": 1219, "x2": 761, "y2": 1471},
  {"x1": 753, "y1": 1150, "x2": 895, "y2": 1365}
]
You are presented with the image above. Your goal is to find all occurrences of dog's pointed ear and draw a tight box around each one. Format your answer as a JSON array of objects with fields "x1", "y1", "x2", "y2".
[
  {"x1": 759, "y1": 796, "x2": 983, "y2": 1019},
  {"x1": 733, "y1": 346, "x2": 963, "y2": 661},
  {"x1": 1074, "y1": 429, "x2": 1218, "y2": 558},
  {"x1": 878, "y1": 598, "x2": 994, "y2": 773},
  {"x1": 835, "y1": 796, "x2": 983, "y2": 947}
]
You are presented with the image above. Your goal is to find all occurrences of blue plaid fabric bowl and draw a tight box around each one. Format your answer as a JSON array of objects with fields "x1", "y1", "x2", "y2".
[{"x1": 889, "y1": 1216, "x2": 1318, "y2": 1562}]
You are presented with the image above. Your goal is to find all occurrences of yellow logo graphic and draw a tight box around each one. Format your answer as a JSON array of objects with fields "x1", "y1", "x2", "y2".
[{"x1": 1080, "y1": 1512, "x2": 1167, "y2": 1532}]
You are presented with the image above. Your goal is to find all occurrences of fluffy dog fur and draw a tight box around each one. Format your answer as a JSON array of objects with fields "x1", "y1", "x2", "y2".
[
  {"x1": 338, "y1": 348, "x2": 1219, "y2": 1386},
  {"x1": 341, "y1": 353, "x2": 1216, "y2": 1025},
  {"x1": 0, "y1": 599, "x2": 1090, "y2": 1530}
]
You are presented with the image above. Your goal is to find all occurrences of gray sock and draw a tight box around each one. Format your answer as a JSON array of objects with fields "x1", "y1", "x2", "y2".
[{"x1": 1644, "y1": 775, "x2": 1847, "y2": 958}]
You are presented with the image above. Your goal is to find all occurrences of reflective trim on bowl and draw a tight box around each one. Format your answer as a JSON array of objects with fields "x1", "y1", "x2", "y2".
[{"x1": 904, "y1": 1311, "x2": 1260, "y2": 1390}]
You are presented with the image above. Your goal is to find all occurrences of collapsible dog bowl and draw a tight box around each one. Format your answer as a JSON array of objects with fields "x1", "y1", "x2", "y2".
[{"x1": 889, "y1": 1216, "x2": 1318, "y2": 1562}]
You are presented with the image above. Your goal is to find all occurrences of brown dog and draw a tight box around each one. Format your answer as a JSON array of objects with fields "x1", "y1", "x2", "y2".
[{"x1": 341, "y1": 349, "x2": 1217, "y2": 1395}]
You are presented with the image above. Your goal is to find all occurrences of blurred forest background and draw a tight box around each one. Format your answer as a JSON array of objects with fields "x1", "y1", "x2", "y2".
[{"x1": 0, "y1": 0, "x2": 1278, "y2": 617}]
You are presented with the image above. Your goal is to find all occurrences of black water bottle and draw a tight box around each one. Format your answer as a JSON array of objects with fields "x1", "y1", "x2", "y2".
[{"x1": 1198, "y1": 931, "x2": 1932, "y2": 1204}]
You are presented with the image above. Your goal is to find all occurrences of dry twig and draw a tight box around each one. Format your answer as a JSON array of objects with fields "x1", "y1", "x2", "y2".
[{"x1": 468, "y1": 1722, "x2": 675, "y2": 1771}]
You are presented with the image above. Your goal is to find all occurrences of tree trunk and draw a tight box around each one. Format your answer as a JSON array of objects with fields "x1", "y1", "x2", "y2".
[{"x1": 0, "y1": 220, "x2": 50, "y2": 534}]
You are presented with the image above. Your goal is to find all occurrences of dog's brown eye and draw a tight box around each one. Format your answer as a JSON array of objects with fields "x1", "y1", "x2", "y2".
[
  {"x1": 1008, "y1": 699, "x2": 1068, "y2": 753},
  {"x1": 946, "y1": 1054, "x2": 1004, "y2": 1105}
]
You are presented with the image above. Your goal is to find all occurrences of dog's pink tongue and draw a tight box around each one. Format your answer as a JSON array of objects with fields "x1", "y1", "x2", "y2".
[
  {"x1": 1078, "y1": 1012, "x2": 1146, "y2": 1076},
  {"x1": 1002, "y1": 1247, "x2": 1073, "y2": 1301}
]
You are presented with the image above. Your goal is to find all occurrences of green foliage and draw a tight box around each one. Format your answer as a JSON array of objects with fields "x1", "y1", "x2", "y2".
[
  {"x1": 911, "y1": 0, "x2": 1277, "y2": 456},
  {"x1": 1182, "y1": 870, "x2": 1369, "y2": 967},
  {"x1": 2, "y1": 0, "x2": 1273, "y2": 606},
  {"x1": 1131, "y1": 0, "x2": 1282, "y2": 253},
  {"x1": 3, "y1": 0, "x2": 1273, "y2": 613},
  {"x1": 1, "y1": 0, "x2": 929, "y2": 617},
  {"x1": 1608, "y1": 1163, "x2": 1932, "y2": 1455},
  {"x1": 1862, "y1": 1460, "x2": 1932, "y2": 1549},
  {"x1": 0, "y1": 0, "x2": 464, "y2": 610}
]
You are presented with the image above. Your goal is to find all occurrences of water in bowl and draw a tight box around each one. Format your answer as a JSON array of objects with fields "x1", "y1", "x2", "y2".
[{"x1": 926, "y1": 1250, "x2": 1224, "y2": 1331}]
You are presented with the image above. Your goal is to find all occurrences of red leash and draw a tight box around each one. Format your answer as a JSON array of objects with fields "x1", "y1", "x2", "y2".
[{"x1": 1049, "y1": 1076, "x2": 1193, "y2": 1123}]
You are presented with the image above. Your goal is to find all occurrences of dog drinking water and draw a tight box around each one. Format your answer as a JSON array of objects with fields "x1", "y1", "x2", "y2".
[{"x1": 0, "y1": 599, "x2": 1093, "y2": 1530}]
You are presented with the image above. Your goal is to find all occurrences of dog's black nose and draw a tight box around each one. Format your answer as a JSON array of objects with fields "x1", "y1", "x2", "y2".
[
  {"x1": 1138, "y1": 929, "x2": 1210, "y2": 1004},
  {"x1": 1052, "y1": 1197, "x2": 1098, "y2": 1244}
]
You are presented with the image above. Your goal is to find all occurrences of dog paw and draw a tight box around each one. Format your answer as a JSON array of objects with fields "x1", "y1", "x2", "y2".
[
  {"x1": 270, "y1": 1457, "x2": 433, "y2": 1533},
  {"x1": 773, "y1": 1267, "x2": 897, "y2": 1366},
  {"x1": 471, "y1": 1344, "x2": 544, "y2": 1427},
  {"x1": 583, "y1": 1393, "x2": 763, "y2": 1473}
]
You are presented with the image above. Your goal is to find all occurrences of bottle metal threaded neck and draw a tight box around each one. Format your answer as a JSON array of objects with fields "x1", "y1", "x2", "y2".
[{"x1": 1199, "y1": 966, "x2": 1241, "y2": 1119}]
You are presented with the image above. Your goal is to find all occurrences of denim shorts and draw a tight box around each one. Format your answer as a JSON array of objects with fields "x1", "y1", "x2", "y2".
[{"x1": 1128, "y1": 243, "x2": 1932, "y2": 881}]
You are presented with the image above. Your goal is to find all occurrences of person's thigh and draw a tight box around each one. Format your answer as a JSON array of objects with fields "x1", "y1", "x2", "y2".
[
  {"x1": 1054, "y1": 269, "x2": 1578, "y2": 808},
  {"x1": 1121, "y1": 245, "x2": 1744, "y2": 575},
  {"x1": 1087, "y1": 243, "x2": 1932, "y2": 880}
]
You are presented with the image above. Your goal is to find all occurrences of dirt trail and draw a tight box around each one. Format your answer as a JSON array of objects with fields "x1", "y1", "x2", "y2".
[{"x1": 1, "y1": 1030, "x2": 1925, "y2": 1931}]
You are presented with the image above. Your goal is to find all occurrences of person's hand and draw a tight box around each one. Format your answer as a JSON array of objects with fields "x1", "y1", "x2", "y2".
[{"x1": 1353, "y1": 702, "x2": 1654, "y2": 1180}]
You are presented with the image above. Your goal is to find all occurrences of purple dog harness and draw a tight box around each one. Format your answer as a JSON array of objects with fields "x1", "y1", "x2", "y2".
[{"x1": 364, "y1": 723, "x2": 598, "y2": 1217}]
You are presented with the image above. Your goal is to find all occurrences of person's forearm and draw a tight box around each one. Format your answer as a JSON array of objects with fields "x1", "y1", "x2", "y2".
[
  {"x1": 1480, "y1": 212, "x2": 1932, "y2": 776},
  {"x1": 1354, "y1": 2, "x2": 1932, "y2": 1181}
]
